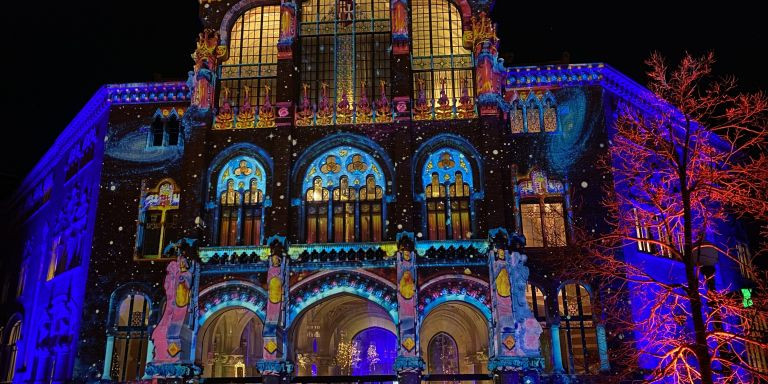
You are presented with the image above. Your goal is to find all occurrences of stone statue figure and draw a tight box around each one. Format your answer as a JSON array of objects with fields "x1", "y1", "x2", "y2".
[
  {"x1": 151, "y1": 245, "x2": 194, "y2": 362},
  {"x1": 509, "y1": 252, "x2": 543, "y2": 356}
]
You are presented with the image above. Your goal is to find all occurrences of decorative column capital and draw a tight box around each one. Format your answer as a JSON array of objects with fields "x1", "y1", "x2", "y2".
[
  {"x1": 393, "y1": 356, "x2": 426, "y2": 373},
  {"x1": 257, "y1": 359, "x2": 294, "y2": 376}
]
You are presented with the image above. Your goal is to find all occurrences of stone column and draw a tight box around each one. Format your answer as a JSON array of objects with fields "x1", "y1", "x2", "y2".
[
  {"x1": 145, "y1": 242, "x2": 202, "y2": 380},
  {"x1": 260, "y1": 236, "x2": 292, "y2": 382},
  {"x1": 276, "y1": 0, "x2": 298, "y2": 127},
  {"x1": 487, "y1": 229, "x2": 544, "y2": 384},
  {"x1": 390, "y1": 0, "x2": 411, "y2": 122},
  {"x1": 394, "y1": 233, "x2": 424, "y2": 384}
]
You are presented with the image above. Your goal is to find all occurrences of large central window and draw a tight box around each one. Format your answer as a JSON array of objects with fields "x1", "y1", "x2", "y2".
[
  {"x1": 300, "y1": 0, "x2": 391, "y2": 108},
  {"x1": 303, "y1": 147, "x2": 385, "y2": 243}
]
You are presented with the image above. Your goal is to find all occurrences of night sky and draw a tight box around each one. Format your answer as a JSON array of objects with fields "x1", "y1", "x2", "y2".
[{"x1": 4, "y1": 1, "x2": 766, "y2": 198}]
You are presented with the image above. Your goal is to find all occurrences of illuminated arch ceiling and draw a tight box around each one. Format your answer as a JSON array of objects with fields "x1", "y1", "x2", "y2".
[{"x1": 303, "y1": 146, "x2": 386, "y2": 192}]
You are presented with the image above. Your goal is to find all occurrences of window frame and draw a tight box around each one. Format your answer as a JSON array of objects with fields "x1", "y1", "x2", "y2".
[
  {"x1": 135, "y1": 179, "x2": 181, "y2": 260},
  {"x1": 219, "y1": 5, "x2": 281, "y2": 113}
]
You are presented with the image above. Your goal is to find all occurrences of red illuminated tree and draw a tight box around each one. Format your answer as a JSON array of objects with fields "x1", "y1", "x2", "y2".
[{"x1": 565, "y1": 53, "x2": 768, "y2": 383}]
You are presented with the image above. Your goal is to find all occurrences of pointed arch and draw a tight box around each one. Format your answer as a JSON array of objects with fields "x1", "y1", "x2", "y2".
[
  {"x1": 287, "y1": 270, "x2": 398, "y2": 327},
  {"x1": 418, "y1": 274, "x2": 492, "y2": 322},
  {"x1": 103, "y1": 284, "x2": 155, "y2": 381},
  {"x1": 207, "y1": 143, "x2": 273, "y2": 246},
  {"x1": 293, "y1": 134, "x2": 395, "y2": 243},
  {"x1": 197, "y1": 280, "x2": 268, "y2": 327}
]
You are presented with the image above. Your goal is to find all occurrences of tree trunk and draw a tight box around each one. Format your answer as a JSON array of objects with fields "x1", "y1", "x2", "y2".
[{"x1": 682, "y1": 179, "x2": 714, "y2": 384}]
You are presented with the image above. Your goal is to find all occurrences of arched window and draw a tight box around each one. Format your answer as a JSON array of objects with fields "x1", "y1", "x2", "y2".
[
  {"x1": 526, "y1": 94, "x2": 542, "y2": 133},
  {"x1": 517, "y1": 170, "x2": 567, "y2": 247},
  {"x1": 300, "y1": 0, "x2": 391, "y2": 109},
  {"x1": 526, "y1": 284, "x2": 552, "y2": 372},
  {"x1": 4, "y1": 320, "x2": 21, "y2": 382},
  {"x1": 109, "y1": 294, "x2": 150, "y2": 381},
  {"x1": 510, "y1": 99, "x2": 524, "y2": 133},
  {"x1": 220, "y1": 6, "x2": 280, "y2": 111},
  {"x1": 151, "y1": 117, "x2": 164, "y2": 146},
  {"x1": 558, "y1": 283, "x2": 599, "y2": 374},
  {"x1": 167, "y1": 116, "x2": 181, "y2": 145},
  {"x1": 542, "y1": 93, "x2": 558, "y2": 132},
  {"x1": 303, "y1": 147, "x2": 385, "y2": 243},
  {"x1": 216, "y1": 156, "x2": 267, "y2": 246},
  {"x1": 428, "y1": 332, "x2": 459, "y2": 375},
  {"x1": 422, "y1": 149, "x2": 474, "y2": 240},
  {"x1": 148, "y1": 110, "x2": 183, "y2": 147},
  {"x1": 136, "y1": 179, "x2": 180, "y2": 259},
  {"x1": 412, "y1": 0, "x2": 473, "y2": 104}
]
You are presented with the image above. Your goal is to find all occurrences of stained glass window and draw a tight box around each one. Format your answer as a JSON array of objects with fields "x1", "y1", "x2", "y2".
[
  {"x1": 518, "y1": 170, "x2": 566, "y2": 247},
  {"x1": 510, "y1": 100, "x2": 524, "y2": 133},
  {"x1": 216, "y1": 156, "x2": 267, "y2": 246},
  {"x1": 300, "y1": 0, "x2": 391, "y2": 108},
  {"x1": 526, "y1": 95, "x2": 542, "y2": 133},
  {"x1": 558, "y1": 284, "x2": 599, "y2": 374},
  {"x1": 220, "y1": 6, "x2": 280, "y2": 111},
  {"x1": 412, "y1": 0, "x2": 473, "y2": 104},
  {"x1": 303, "y1": 147, "x2": 385, "y2": 243},
  {"x1": 111, "y1": 294, "x2": 150, "y2": 382},
  {"x1": 137, "y1": 180, "x2": 180, "y2": 258},
  {"x1": 422, "y1": 148, "x2": 474, "y2": 240},
  {"x1": 543, "y1": 94, "x2": 557, "y2": 132}
]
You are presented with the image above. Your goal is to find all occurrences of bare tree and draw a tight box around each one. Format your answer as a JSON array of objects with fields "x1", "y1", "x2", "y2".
[{"x1": 565, "y1": 52, "x2": 768, "y2": 383}]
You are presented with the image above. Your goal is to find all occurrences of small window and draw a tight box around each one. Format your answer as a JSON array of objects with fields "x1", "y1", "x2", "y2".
[
  {"x1": 109, "y1": 294, "x2": 150, "y2": 381},
  {"x1": 148, "y1": 112, "x2": 182, "y2": 147},
  {"x1": 518, "y1": 170, "x2": 567, "y2": 247},
  {"x1": 151, "y1": 117, "x2": 164, "y2": 146},
  {"x1": 166, "y1": 116, "x2": 180, "y2": 146},
  {"x1": 137, "y1": 180, "x2": 180, "y2": 259},
  {"x1": 558, "y1": 283, "x2": 599, "y2": 374}
]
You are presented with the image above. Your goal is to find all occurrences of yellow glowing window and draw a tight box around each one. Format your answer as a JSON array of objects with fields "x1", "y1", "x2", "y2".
[
  {"x1": 220, "y1": 6, "x2": 280, "y2": 111},
  {"x1": 412, "y1": 0, "x2": 473, "y2": 103},
  {"x1": 300, "y1": 0, "x2": 391, "y2": 108}
]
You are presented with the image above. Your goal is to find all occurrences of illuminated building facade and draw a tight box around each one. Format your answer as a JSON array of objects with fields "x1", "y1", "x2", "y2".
[{"x1": 0, "y1": 0, "x2": 756, "y2": 383}]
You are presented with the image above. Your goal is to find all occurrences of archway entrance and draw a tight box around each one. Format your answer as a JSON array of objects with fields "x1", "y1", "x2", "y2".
[
  {"x1": 420, "y1": 302, "x2": 489, "y2": 375},
  {"x1": 290, "y1": 294, "x2": 397, "y2": 376},
  {"x1": 196, "y1": 307, "x2": 263, "y2": 378}
]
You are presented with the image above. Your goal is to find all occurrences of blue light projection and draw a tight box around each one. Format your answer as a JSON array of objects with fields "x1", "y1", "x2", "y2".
[
  {"x1": 302, "y1": 146, "x2": 386, "y2": 192},
  {"x1": 217, "y1": 155, "x2": 267, "y2": 198},
  {"x1": 352, "y1": 327, "x2": 397, "y2": 375},
  {"x1": 420, "y1": 148, "x2": 474, "y2": 191}
]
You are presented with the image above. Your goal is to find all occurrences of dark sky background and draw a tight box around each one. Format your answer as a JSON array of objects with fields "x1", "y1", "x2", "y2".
[{"x1": 4, "y1": 1, "x2": 766, "y2": 198}]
